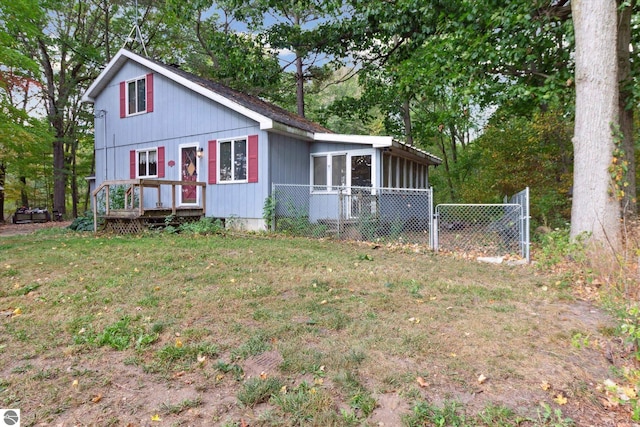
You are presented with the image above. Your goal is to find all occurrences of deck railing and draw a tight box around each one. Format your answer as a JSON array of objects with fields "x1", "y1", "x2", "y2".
[{"x1": 91, "y1": 179, "x2": 206, "y2": 232}]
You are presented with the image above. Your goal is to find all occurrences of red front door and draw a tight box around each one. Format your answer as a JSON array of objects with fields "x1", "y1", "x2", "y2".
[{"x1": 181, "y1": 146, "x2": 198, "y2": 204}]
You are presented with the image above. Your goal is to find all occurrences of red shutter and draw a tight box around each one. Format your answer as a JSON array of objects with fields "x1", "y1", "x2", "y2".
[
  {"x1": 130, "y1": 150, "x2": 136, "y2": 178},
  {"x1": 248, "y1": 134, "x2": 258, "y2": 183},
  {"x1": 120, "y1": 81, "x2": 126, "y2": 118},
  {"x1": 208, "y1": 140, "x2": 217, "y2": 184},
  {"x1": 146, "y1": 73, "x2": 154, "y2": 113},
  {"x1": 157, "y1": 146, "x2": 165, "y2": 177}
]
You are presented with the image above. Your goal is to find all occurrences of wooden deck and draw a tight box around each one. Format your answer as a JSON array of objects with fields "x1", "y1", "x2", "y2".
[{"x1": 92, "y1": 179, "x2": 206, "y2": 233}]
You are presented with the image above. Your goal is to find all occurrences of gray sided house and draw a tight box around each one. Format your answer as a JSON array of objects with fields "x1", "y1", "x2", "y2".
[{"x1": 82, "y1": 49, "x2": 441, "y2": 231}]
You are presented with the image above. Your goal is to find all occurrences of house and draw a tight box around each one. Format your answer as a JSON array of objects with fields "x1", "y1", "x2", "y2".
[{"x1": 82, "y1": 49, "x2": 441, "y2": 231}]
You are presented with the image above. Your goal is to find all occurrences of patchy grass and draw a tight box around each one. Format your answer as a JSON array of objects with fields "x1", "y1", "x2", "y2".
[{"x1": 0, "y1": 228, "x2": 623, "y2": 425}]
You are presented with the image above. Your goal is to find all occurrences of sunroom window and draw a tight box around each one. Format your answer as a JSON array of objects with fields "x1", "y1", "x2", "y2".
[{"x1": 311, "y1": 153, "x2": 347, "y2": 191}]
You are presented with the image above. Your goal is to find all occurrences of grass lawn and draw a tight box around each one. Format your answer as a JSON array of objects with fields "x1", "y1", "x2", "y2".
[{"x1": 0, "y1": 227, "x2": 625, "y2": 426}]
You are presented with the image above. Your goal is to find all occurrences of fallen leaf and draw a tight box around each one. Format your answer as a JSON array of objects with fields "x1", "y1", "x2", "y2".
[
  {"x1": 477, "y1": 374, "x2": 487, "y2": 384},
  {"x1": 173, "y1": 371, "x2": 185, "y2": 378},
  {"x1": 216, "y1": 374, "x2": 224, "y2": 381},
  {"x1": 91, "y1": 394, "x2": 102, "y2": 403},
  {"x1": 622, "y1": 386, "x2": 637, "y2": 399},
  {"x1": 151, "y1": 414, "x2": 162, "y2": 422},
  {"x1": 12, "y1": 307, "x2": 22, "y2": 316},
  {"x1": 314, "y1": 378, "x2": 324, "y2": 385},
  {"x1": 416, "y1": 376, "x2": 428, "y2": 388},
  {"x1": 197, "y1": 354, "x2": 206, "y2": 364},
  {"x1": 175, "y1": 339, "x2": 183, "y2": 348},
  {"x1": 260, "y1": 371, "x2": 268, "y2": 380},
  {"x1": 319, "y1": 300, "x2": 327, "y2": 305},
  {"x1": 540, "y1": 381, "x2": 551, "y2": 391},
  {"x1": 280, "y1": 385, "x2": 287, "y2": 394},
  {"x1": 554, "y1": 393, "x2": 567, "y2": 405}
]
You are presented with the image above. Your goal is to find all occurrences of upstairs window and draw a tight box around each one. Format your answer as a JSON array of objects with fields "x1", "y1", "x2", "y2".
[
  {"x1": 128, "y1": 77, "x2": 146, "y2": 115},
  {"x1": 120, "y1": 74, "x2": 154, "y2": 118}
]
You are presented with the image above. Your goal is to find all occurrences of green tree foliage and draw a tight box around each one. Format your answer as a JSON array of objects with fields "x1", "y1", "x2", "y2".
[
  {"x1": 0, "y1": 0, "x2": 53, "y2": 220},
  {"x1": 226, "y1": 0, "x2": 344, "y2": 116},
  {"x1": 162, "y1": 0, "x2": 283, "y2": 99},
  {"x1": 453, "y1": 108, "x2": 573, "y2": 228}
]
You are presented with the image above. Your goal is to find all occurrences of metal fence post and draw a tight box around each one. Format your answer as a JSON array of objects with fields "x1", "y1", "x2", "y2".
[
  {"x1": 433, "y1": 205, "x2": 439, "y2": 252},
  {"x1": 338, "y1": 189, "x2": 343, "y2": 239},
  {"x1": 271, "y1": 183, "x2": 276, "y2": 233}
]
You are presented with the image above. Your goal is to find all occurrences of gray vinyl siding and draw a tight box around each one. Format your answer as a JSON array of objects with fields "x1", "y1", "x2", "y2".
[
  {"x1": 93, "y1": 61, "x2": 269, "y2": 220},
  {"x1": 270, "y1": 133, "x2": 311, "y2": 186}
]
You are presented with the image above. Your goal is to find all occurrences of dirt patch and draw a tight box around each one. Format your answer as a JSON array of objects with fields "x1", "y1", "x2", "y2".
[{"x1": 0, "y1": 220, "x2": 72, "y2": 236}]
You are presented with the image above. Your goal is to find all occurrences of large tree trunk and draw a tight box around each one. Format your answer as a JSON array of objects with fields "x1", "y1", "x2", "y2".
[
  {"x1": 570, "y1": 0, "x2": 621, "y2": 250},
  {"x1": 617, "y1": 0, "x2": 635, "y2": 216},
  {"x1": 52, "y1": 138, "x2": 66, "y2": 215}
]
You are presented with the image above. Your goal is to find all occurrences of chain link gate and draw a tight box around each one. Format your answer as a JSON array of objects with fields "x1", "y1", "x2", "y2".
[
  {"x1": 271, "y1": 184, "x2": 433, "y2": 246},
  {"x1": 433, "y1": 188, "x2": 530, "y2": 261}
]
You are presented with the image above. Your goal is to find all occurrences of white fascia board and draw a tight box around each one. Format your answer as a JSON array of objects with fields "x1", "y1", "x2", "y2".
[
  {"x1": 313, "y1": 133, "x2": 393, "y2": 148},
  {"x1": 81, "y1": 49, "x2": 274, "y2": 130}
]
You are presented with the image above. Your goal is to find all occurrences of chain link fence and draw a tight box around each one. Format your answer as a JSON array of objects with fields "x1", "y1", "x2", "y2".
[
  {"x1": 271, "y1": 184, "x2": 530, "y2": 261},
  {"x1": 271, "y1": 184, "x2": 433, "y2": 245}
]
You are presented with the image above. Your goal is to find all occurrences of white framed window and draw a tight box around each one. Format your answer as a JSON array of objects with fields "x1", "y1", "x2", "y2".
[
  {"x1": 137, "y1": 148, "x2": 158, "y2": 178},
  {"x1": 127, "y1": 76, "x2": 147, "y2": 115},
  {"x1": 218, "y1": 138, "x2": 247, "y2": 183},
  {"x1": 312, "y1": 150, "x2": 379, "y2": 192},
  {"x1": 312, "y1": 153, "x2": 346, "y2": 192}
]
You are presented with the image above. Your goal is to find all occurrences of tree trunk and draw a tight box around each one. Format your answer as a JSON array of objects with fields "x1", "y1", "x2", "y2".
[
  {"x1": 570, "y1": 0, "x2": 621, "y2": 250},
  {"x1": 71, "y1": 138, "x2": 78, "y2": 218},
  {"x1": 438, "y1": 133, "x2": 455, "y2": 201},
  {"x1": 53, "y1": 138, "x2": 66, "y2": 215},
  {"x1": 19, "y1": 177, "x2": 28, "y2": 207},
  {"x1": 0, "y1": 162, "x2": 5, "y2": 223},
  {"x1": 617, "y1": 0, "x2": 635, "y2": 216},
  {"x1": 449, "y1": 124, "x2": 458, "y2": 163},
  {"x1": 295, "y1": 54, "x2": 305, "y2": 117},
  {"x1": 402, "y1": 98, "x2": 413, "y2": 145}
]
